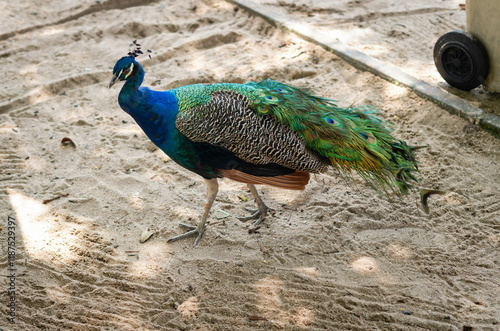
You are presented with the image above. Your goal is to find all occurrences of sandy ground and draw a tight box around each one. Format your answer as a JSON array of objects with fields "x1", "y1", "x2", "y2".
[{"x1": 0, "y1": 0, "x2": 499, "y2": 330}]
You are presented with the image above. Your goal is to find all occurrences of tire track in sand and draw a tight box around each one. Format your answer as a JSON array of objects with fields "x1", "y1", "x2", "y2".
[
  {"x1": 0, "y1": 149, "x2": 28, "y2": 196},
  {"x1": 0, "y1": 0, "x2": 159, "y2": 42}
]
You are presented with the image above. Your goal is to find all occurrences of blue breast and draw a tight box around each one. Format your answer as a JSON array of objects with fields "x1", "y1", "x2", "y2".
[
  {"x1": 118, "y1": 86, "x2": 217, "y2": 178},
  {"x1": 119, "y1": 87, "x2": 178, "y2": 149}
]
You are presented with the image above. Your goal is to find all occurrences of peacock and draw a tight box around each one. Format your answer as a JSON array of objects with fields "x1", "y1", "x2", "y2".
[{"x1": 109, "y1": 43, "x2": 430, "y2": 247}]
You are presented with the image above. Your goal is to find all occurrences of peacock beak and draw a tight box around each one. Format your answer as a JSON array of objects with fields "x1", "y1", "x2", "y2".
[{"x1": 109, "y1": 74, "x2": 119, "y2": 88}]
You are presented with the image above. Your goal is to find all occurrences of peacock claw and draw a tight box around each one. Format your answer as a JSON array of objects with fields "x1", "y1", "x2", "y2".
[
  {"x1": 237, "y1": 204, "x2": 275, "y2": 226},
  {"x1": 167, "y1": 223, "x2": 207, "y2": 247},
  {"x1": 178, "y1": 223, "x2": 196, "y2": 230}
]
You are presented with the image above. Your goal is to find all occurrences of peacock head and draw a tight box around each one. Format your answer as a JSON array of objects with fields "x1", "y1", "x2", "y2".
[
  {"x1": 109, "y1": 56, "x2": 137, "y2": 88},
  {"x1": 109, "y1": 40, "x2": 151, "y2": 88}
]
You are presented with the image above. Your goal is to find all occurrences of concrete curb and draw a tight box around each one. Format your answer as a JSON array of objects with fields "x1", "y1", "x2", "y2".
[{"x1": 228, "y1": 0, "x2": 500, "y2": 138}]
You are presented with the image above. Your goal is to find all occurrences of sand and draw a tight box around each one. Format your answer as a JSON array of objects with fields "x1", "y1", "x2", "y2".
[{"x1": 0, "y1": 0, "x2": 499, "y2": 330}]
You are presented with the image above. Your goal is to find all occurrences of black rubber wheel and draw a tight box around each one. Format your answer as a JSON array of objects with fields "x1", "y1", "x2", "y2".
[{"x1": 434, "y1": 30, "x2": 489, "y2": 91}]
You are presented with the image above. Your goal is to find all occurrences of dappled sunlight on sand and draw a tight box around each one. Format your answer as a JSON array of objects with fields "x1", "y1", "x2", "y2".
[
  {"x1": 254, "y1": 275, "x2": 315, "y2": 327},
  {"x1": 40, "y1": 27, "x2": 64, "y2": 36},
  {"x1": 383, "y1": 82, "x2": 409, "y2": 99},
  {"x1": 297, "y1": 266, "x2": 320, "y2": 277},
  {"x1": 254, "y1": 275, "x2": 289, "y2": 326},
  {"x1": 177, "y1": 296, "x2": 200, "y2": 318},
  {"x1": 292, "y1": 306, "x2": 315, "y2": 327},
  {"x1": 266, "y1": 187, "x2": 304, "y2": 205},
  {"x1": 351, "y1": 255, "x2": 398, "y2": 285},
  {"x1": 45, "y1": 286, "x2": 72, "y2": 305},
  {"x1": 113, "y1": 125, "x2": 143, "y2": 138},
  {"x1": 19, "y1": 63, "x2": 41, "y2": 79},
  {"x1": 9, "y1": 188, "x2": 173, "y2": 279},
  {"x1": 170, "y1": 205, "x2": 200, "y2": 221},
  {"x1": 127, "y1": 240, "x2": 173, "y2": 279},
  {"x1": 28, "y1": 89, "x2": 52, "y2": 106},
  {"x1": 386, "y1": 242, "x2": 414, "y2": 259},
  {"x1": 9, "y1": 189, "x2": 82, "y2": 264},
  {"x1": 351, "y1": 256, "x2": 378, "y2": 273},
  {"x1": 128, "y1": 194, "x2": 147, "y2": 210}
]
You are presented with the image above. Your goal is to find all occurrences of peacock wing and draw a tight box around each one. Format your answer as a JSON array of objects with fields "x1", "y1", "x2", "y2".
[{"x1": 175, "y1": 89, "x2": 327, "y2": 174}]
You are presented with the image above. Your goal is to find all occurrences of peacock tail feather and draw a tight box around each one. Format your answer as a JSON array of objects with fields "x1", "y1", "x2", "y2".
[{"x1": 250, "y1": 80, "x2": 419, "y2": 195}]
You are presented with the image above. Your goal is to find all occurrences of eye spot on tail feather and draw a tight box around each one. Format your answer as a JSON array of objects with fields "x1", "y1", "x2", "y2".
[
  {"x1": 360, "y1": 132, "x2": 376, "y2": 144},
  {"x1": 258, "y1": 105, "x2": 269, "y2": 113}
]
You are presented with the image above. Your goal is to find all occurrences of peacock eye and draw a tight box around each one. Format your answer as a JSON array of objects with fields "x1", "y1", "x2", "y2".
[{"x1": 122, "y1": 68, "x2": 131, "y2": 76}]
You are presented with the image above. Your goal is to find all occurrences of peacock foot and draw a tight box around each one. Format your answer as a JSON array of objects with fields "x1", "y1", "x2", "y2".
[
  {"x1": 167, "y1": 223, "x2": 207, "y2": 248},
  {"x1": 236, "y1": 204, "x2": 275, "y2": 226}
]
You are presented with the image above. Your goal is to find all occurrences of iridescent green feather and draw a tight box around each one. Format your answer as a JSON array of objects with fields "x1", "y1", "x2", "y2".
[{"x1": 172, "y1": 83, "x2": 258, "y2": 111}]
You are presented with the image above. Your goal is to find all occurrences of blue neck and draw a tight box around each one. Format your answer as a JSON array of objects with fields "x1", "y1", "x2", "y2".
[
  {"x1": 117, "y1": 61, "x2": 182, "y2": 155},
  {"x1": 115, "y1": 60, "x2": 215, "y2": 177}
]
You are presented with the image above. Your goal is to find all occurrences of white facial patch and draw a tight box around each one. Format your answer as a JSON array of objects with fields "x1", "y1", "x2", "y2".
[{"x1": 124, "y1": 63, "x2": 134, "y2": 79}]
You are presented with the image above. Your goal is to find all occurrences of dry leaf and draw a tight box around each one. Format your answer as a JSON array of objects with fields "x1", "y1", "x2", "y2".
[
  {"x1": 140, "y1": 229, "x2": 155, "y2": 243},
  {"x1": 61, "y1": 137, "x2": 76, "y2": 148}
]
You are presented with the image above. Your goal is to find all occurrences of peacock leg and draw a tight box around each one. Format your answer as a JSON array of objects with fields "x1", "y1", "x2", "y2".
[
  {"x1": 237, "y1": 184, "x2": 274, "y2": 226},
  {"x1": 167, "y1": 178, "x2": 219, "y2": 247}
]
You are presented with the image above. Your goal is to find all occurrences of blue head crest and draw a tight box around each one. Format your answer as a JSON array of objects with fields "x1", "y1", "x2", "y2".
[{"x1": 112, "y1": 56, "x2": 136, "y2": 77}]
